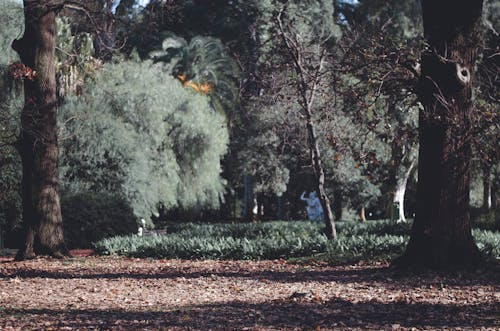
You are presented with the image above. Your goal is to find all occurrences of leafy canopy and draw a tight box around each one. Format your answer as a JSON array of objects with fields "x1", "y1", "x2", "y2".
[{"x1": 59, "y1": 60, "x2": 229, "y2": 223}]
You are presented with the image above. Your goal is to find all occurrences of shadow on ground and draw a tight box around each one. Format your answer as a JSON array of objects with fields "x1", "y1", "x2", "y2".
[
  {"x1": 1, "y1": 263, "x2": 499, "y2": 288},
  {"x1": 1, "y1": 299, "x2": 498, "y2": 330}
]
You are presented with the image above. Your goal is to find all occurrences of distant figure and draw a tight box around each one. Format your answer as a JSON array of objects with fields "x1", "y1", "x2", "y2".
[{"x1": 300, "y1": 191, "x2": 324, "y2": 221}]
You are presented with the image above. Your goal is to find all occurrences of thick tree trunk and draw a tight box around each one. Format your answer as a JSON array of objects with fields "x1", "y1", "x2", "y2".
[
  {"x1": 395, "y1": 0, "x2": 483, "y2": 268},
  {"x1": 14, "y1": 2, "x2": 68, "y2": 260}
]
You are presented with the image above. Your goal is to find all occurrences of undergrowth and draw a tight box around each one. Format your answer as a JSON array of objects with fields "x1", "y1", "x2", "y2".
[{"x1": 93, "y1": 220, "x2": 499, "y2": 263}]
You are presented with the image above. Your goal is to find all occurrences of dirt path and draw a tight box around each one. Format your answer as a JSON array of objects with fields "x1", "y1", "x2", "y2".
[{"x1": 0, "y1": 256, "x2": 498, "y2": 330}]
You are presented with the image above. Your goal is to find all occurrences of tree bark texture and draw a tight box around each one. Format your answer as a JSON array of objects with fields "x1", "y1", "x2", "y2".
[
  {"x1": 395, "y1": 0, "x2": 483, "y2": 268},
  {"x1": 13, "y1": 1, "x2": 67, "y2": 259}
]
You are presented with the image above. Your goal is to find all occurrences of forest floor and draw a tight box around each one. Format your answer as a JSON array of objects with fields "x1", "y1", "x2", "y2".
[{"x1": 0, "y1": 253, "x2": 498, "y2": 330}]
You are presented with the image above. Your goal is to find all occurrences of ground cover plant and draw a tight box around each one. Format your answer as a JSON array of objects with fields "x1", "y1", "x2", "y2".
[{"x1": 94, "y1": 220, "x2": 500, "y2": 263}]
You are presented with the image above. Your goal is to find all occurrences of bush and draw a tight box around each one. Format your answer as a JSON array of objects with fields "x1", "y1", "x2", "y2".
[
  {"x1": 62, "y1": 192, "x2": 137, "y2": 249},
  {"x1": 93, "y1": 220, "x2": 500, "y2": 262},
  {"x1": 335, "y1": 219, "x2": 412, "y2": 236},
  {"x1": 472, "y1": 210, "x2": 499, "y2": 231},
  {"x1": 328, "y1": 234, "x2": 408, "y2": 263},
  {"x1": 473, "y1": 229, "x2": 500, "y2": 259},
  {"x1": 94, "y1": 221, "x2": 328, "y2": 260}
]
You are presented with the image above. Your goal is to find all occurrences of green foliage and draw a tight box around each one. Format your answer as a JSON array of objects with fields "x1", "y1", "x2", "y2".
[
  {"x1": 61, "y1": 192, "x2": 137, "y2": 249},
  {"x1": 94, "y1": 219, "x2": 500, "y2": 262},
  {"x1": 0, "y1": 144, "x2": 21, "y2": 232},
  {"x1": 283, "y1": 0, "x2": 341, "y2": 43},
  {"x1": 0, "y1": 67, "x2": 22, "y2": 229},
  {"x1": 94, "y1": 221, "x2": 329, "y2": 260},
  {"x1": 473, "y1": 210, "x2": 500, "y2": 232},
  {"x1": 338, "y1": 0, "x2": 422, "y2": 39},
  {"x1": 0, "y1": 0, "x2": 23, "y2": 65},
  {"x1": 473, "y1": 229, "x2": 500, "y2": 259},
  {"x1": 335, "y1": 220, "x2": 412, "y2": 236},
  {"x1": 59, "y1": 60, "x2": 229, "y2": 223},
  {"x1": 329, "y1": 234, "x2": 408, "y2": 263},
  {"x1": 236, "y1": 97, "x2": 292, "y2": 196},
  {"x1": 150, "y1": 34, "x2": 240, "y2": 116},
  {"x1": 0, "y1": 0, "x2": 23, "y2": 232},
  {"x1": 55, "y1": 17, "x2": 100, "y2": 97}
]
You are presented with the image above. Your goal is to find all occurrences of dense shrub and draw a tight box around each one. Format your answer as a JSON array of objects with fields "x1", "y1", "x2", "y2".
[{"x1": 61, "y1": 192, "x2": 137, "y2": 249}]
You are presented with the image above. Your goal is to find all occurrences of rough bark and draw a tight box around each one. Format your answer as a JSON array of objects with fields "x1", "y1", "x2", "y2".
[
  {"x1": 394, "y1": 0, "x2": 483, "y2": 269},
  {"x1": 13, "y1": 1, "x2": 68, "y2": 260}
]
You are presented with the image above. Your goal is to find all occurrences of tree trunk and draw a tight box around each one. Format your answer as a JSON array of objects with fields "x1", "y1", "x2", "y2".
[
  {"x1": 482, "y1": 163, "x2": 492, "y2": 212},
  {"x1": 305, "y1": 112, "x2": 336, "y2": 239},
  {"x1": 277, "y1": 195, "x2": 284, "y2": 220},
  {"x1": 275, "y1": 10, "x2": 336, "y2": 239},
  {"x1": 359, "y1": 206, "x2": 366, "y2": 222},
  {"x1": 392, "y1": 159, "x2": 416, "y2": 223},
  {"x1": 395, "y1": 0, "x2": 483, "y2": 268},
  {"x1": 333, "y1": 188, "x2": 343, "y2": 221},
  {"x1": 13, "y1": 2, "x2": 68, "y2": 260},
  {"x1": 492, "y1": 170, "x2": 498, "y2": 211},
  {"x1": 242, "y1": 174, "x2": 255, "y2": 222}
]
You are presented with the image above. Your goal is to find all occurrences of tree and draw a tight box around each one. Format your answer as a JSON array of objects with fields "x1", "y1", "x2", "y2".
[
  {"x1": 150, "y1": 34, "x2": 240, "y2": 117},
  {"x1": 275, "y1": 1, "x2": 340, "y2": 239},
  {"x1": 474, "y1": 0, "x2": 499, "y2": 214},
  {"x1": 335, "y1": 0, "x2": 424, "y2": 223},
  {"x1": 59, "y1": 60, "x2": 229, "y2": 225},
  {"x1": 12, "y1": 1, "x2": 69, "y2": 259},
  {"x1": 395, "y1": 0, "x2": 485, "y2": 268}
]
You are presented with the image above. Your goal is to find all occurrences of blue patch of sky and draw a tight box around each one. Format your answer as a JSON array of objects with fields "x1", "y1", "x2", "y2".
[{"x1": 112, "y1": 0, "x2": 151, "y2": 13}]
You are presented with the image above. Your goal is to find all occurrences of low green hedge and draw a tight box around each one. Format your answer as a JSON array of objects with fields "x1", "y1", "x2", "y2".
[
  {"x1": 93, "y1": 220, "x2": 500, "y2": 262},
  {"x1": 94, "y1": 222, "x2": 328, "y2": 260}
]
